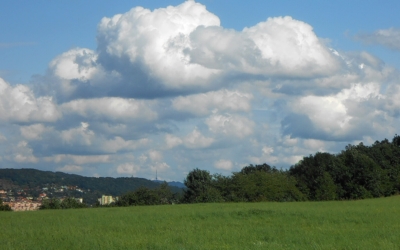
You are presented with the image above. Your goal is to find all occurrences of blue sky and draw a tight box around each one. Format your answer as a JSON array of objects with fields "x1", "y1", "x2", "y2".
[{"x1": 1, "y1": 0, "x2": 399, "y2": 181}]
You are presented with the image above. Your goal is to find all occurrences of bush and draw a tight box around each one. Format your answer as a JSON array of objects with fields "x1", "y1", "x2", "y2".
[{"x1": 0, "y1": 199, "x2": 11, "y2": 211}]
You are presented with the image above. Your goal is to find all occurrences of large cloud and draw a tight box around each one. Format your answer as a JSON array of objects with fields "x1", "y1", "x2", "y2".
[
  {"x1": 43, "y1": 1, "x2": 340, "y2": 101},
  {"x1": 188, "y1": 16, "x2": 339, "y2": 77},
  {"x1": 96, "y1": 1, "x2": 220, "y2": 91},
  {"x1": 283, "y1": 81, "x2": 389, "y2": 141}
]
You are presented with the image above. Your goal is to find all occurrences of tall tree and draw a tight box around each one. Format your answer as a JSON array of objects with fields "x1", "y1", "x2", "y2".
[{"x1": 183, "y1": 168, "x2": 222, "y2": 203}]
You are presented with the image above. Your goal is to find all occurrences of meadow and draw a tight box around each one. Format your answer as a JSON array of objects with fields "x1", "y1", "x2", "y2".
[{"x1": 1, "y1": 196, "x2": 399, "y2": 250}]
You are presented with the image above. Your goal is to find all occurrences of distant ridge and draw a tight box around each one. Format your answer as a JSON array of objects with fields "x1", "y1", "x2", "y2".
[{"x1": 0, "y1": 168, "x2": 183, "y2": 204}]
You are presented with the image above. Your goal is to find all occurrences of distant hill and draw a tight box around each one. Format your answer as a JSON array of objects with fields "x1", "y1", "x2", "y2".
[
  {"x1": 0, "y1": 168, "x2": 183, "y2": 204},
  {"x1": 153, "y1": 180, "x2": 186, "y2": 189}
]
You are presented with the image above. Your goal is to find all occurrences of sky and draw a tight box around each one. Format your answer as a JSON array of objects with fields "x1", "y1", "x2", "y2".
[{"x1": 1, "y1": 0, "x2": 400, "y2": 181}]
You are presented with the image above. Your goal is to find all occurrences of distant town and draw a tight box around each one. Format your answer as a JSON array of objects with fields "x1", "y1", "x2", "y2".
[
  {"x1": 0, "y1": 184, "x2": 116, "y2": 211},
  {"x1": 0, "y1": 168, "x2": 185, "y2": 211}
]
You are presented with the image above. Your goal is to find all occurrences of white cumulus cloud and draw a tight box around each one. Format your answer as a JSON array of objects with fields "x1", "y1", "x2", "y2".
[
  {"x1": 11, "y1": 141, "x2": 38, "y2": 163},
  {"x1": 188, "y1": 16, "x2": 339, "y2": 77},
  {"x1": 183, "y1": 128, "x2": 214, "y2": 149},
  {"x1": 96, "y1": 0, "x2": 220, "y2": 89},
  {"x1": 206, "y1": 114, "x2": 254, "y2": 138},
  {"x1": 49, "y1": 48, "x2": 99, "y2": 81},
  {"x1": 0, "y1": 78, "x2": 61, "y2": 123},
  {"x1": 288, "y1": 82, "x2": 383, "y2": 139},
  {"x1": 172, "y1": 89, "x2": 253, "y2": 116},
  {"x1": 62, "y1": 97, "x2": 157, "y2": 122},
  {"x1": 116, "y1": 162, "x2": 141, "y2": 175},
  {"x1": 20, "y1": 124, "x2": 47, "y2": 140},
  {"x1": 214, "y1": 159, "x2": 233, "y2": 170}
]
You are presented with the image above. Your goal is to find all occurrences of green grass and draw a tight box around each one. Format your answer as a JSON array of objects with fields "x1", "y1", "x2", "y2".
[{"x1": 1, "y1": 196, "x2": 400, "y2": 250}]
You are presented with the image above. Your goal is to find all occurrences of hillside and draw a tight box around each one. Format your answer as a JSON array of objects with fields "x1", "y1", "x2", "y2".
[{"x1": 0, "y1": 168, "x2": 183, "y2": 204}]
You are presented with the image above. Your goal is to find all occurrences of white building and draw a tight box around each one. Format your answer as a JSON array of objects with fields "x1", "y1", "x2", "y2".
[{"x1": 98, "y1": 195, "x2": 114, "y2": 205}]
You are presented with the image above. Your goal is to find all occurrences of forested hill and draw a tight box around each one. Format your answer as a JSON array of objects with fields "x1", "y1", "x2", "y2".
[{"x1": 0, "y1": 168, "x2": 183, "y2": 196}]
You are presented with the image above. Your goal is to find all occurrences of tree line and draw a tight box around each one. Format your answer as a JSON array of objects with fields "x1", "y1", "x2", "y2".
[
  {"x1": 115, "y1": 135, "x2": 400, "y2": 206},
  {"x1": 3, "y1": 135, "x2": 399, "y2": 211},
  {"x1": 289, "y1": 135, "x2": 400, "y2": 201},
  {"x1": 181, "y1": 135, "x2": 400, "y2": 203},
  {"x1": 40, "y1": 197, "x2": 87, "y2": 209}
]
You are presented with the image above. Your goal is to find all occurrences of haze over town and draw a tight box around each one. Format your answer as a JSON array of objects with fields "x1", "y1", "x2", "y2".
[{"x1": 1, "y1": 0, "x2": 399, "y2": 181}]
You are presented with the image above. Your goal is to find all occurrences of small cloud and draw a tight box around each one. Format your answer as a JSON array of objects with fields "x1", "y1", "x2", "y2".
[
  {"x1": 206, "y1": 114, "x2": 254, "y2": 138},
  {"x1": 12, "y1": 141, "x2": 38, "y2": 163},
  {"x1": 0, "y1": 133, "x2": 7, "y2": 142},
  {"x1": 61, "y1": 97, "x2": 157, "y2": 122},
  {"x1": 116, "y1": 163, "x2": 141, "y2": 175},
  {"x1": 148, "y1": 150, "x2": 163, "y2": 162},
  {"x1": 214, "y1": 159, "x2": 233, "y2": 170},
  {"x1": 57, "y1": 164, "x2": 83, "y2": 173},
  {"x1": 184, "y1": 128, "x2": 214, "y2": 149},
  {"x1": 165, "y1": 134, "x2": 183, "y2": 149},
  {"x1": 150, "y1": 162, "x2": 170, "y2": 172},
  {"x1": 355, "y1": 28, "x2": 400, "y2": 51},
  {"x1": 172, "y1": 89, "x2": 253, "y2": 116},
  {"x1": 20, "y1": 124, "x2": 47, "y2": 140},
  {"x1": 0, "y1": 42, "x2": 37, "y2": 49}
]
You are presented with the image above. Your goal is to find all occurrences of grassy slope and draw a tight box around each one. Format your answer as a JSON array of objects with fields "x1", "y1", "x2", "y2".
[{"x1": 1, "y1": 196, "x2": 399, "y2": 250}]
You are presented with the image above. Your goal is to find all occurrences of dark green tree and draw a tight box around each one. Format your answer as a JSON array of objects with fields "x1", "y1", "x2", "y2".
[
  {"x1": 0, "y1": 199, "x2": 11, "y2": 211},
  {"x1": 230, "y1": 170, "x2": 305, "y2": 202},
  {"x1": 183, "y1": 168, "x2": 222, "y2": 203},
  {"x1": 60, "y1": 197, "x2": 87, "y2": 209},
  {"x1": 40, "y1": 198, "x2": 61, "y2": 209},
  {"x1": 115, "y1": 183, "x2": 176, "y2": 206},
  {"x1": 289, "y1": 152, "x2": 340, "y2": 200},
  {"x1": 240, "y1": 163, "x2": 276, "y2": 175},
  {"x1": 340, "y1": 143, "x2": 390, "y2": 198}
]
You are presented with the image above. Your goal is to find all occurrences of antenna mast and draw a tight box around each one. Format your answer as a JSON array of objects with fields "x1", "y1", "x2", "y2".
[{"x1": 156, "y1": 169, "x2": 158, "y2": 181}]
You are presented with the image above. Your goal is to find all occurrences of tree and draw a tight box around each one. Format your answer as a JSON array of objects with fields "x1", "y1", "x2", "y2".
[
  {"x1": 40, "y1": 198, "x2": 61, "y2": 209},
  {"x1": 315, "y1": 172, "x2": 337, "y2": 201},
  {"x1": 0, "y1": 199, "x2": 11, "y2": 211},
  {"x1": 240, "y1": 163, "x2": 276, "y2": 175},
  {"x1": 289, "y1": 152, "x2": 339, "y2": 200},
  {"x1": 183, "y1": 168, "x2": 222, "y2": 203},
  {"x1": 115, "y1": 183, "x2": 177, "y2": 206},
  {"x1": 339, "y1": 146, "x2": 384, "y2": 199},
  {"x1": 60, "y1": 197, "x2": 87, "y2": 209},
  {"x1": 211, "y1": 174, "x2": 235, "y2": 201},
  {"x1": 392, "y1": 134, "x2": 400, "y2": 147},
  {"x1": 231, "y1": 170, "x2": 305, "y2": 202},
  {"x1": 156, "y1": 182, "x2": 174, "y2": 204}
]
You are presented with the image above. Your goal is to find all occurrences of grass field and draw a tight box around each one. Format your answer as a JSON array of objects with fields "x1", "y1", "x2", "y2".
[{"x1": 1, "y1": 196, "x2": 399, "y2": 250}]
